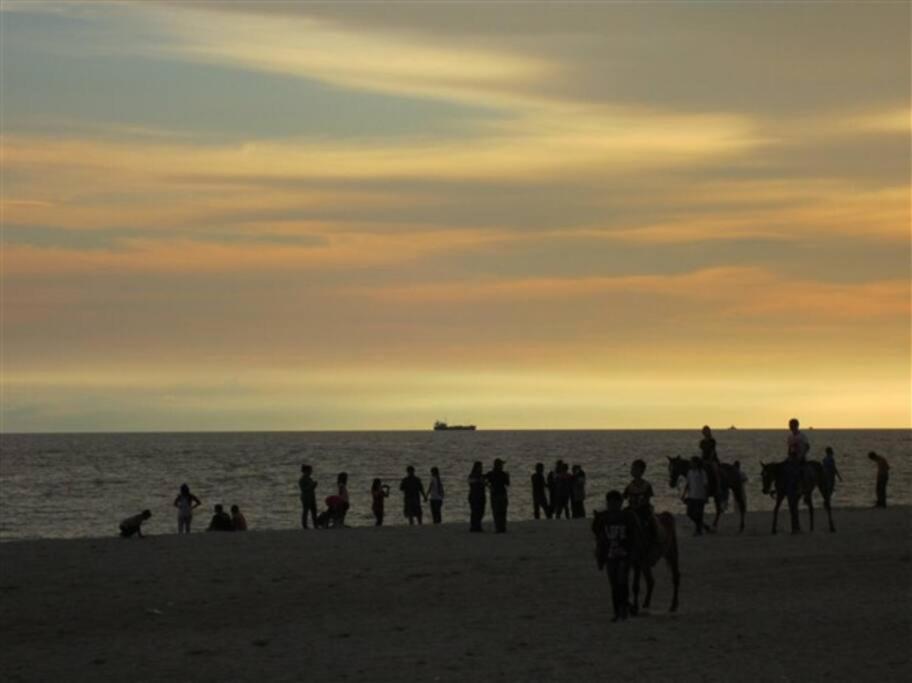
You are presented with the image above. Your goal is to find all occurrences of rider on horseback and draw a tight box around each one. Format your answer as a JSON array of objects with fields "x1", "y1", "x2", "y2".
[
  {"x1": 700, "y1": 425, "x2": 727, "y2": 506},
  {"x1": 623, "y1": 459, "x2": 657, "y2": 543}
]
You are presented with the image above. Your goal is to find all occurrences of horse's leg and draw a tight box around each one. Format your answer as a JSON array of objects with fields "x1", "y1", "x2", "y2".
[
  {"x1": 630, "y1": 564, "x2": 641, "y2": 616},
  {"x1": 736, "y1": 485, "x2": 746, "y2": 534},
  {"x1": 771, "y1": 494, "x2": 782, "y2": 534},
  {"x1": 806, "y1": 491, "x2": 815, "y2": 532},
  {"x1": 666, "y1": 532, "x2": 681, "y2": 612},
  {"x1": 825, "y1": 490, "x2": 835, "y2": 532},
  {"x1": 713, "y1": 496, "x2": 722, "y2": 530},
  {"x1": 642, "y1": 566, "x2": 655, "y2": 609}
]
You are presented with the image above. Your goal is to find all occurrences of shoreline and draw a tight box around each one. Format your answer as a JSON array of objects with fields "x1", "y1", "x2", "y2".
[
  {"x1": 0, "y1": 502, "x2": 903, "y2": 545},
  {"x1": 1, "y1": 507, "x2": 910, "y2": 682}
]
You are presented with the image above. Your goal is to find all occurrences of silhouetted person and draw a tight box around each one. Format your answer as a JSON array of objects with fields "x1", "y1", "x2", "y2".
[
  {"x1": 822, "y1": 446, "x2": 842, "y2": 494},
  {"x1": 623, "y1": 459, "x2": 656, "y2": 541},
  {"x1": 700, "y1": 425, "x2": 725, "y2": 504},
  {"x1": 316, "y1": 495, "x2": 347, "y2": 528},
  {"x1": 468, "y1": 461, "x2": 486, "y2": 532},
  {"x1": 371, "y1": 478, "x2": 390, "y2": 526},
  {"x1": 207, "y1": 504, "x2": 233, "y2": 532},
  {"x1": 682, "y1": 457, "x2": 709, "y2": 535},
  {"x1": 428, "y1": 467, "x2": 444, "y2": 524},
  {"x1": 174, "y1": 483, "x2": 202, "y2": 534},
  {"x1": 868, "y1": 451, "x2": 890, "y2": 508},
  {"x1": 531, "y1": 463, "x2": 551, "y2": 519},
  {"x1": 119, "y1": 509, "x2": 151, "y2": 538},
  {"x1": 230, "y1": 504, "x2": 247, "y2": 531},
  {"x1": 337, "y1": 472, "x2": 350, "y2": 526},
  {"x1": 571, "y1": 464, "x2": 587, "y2": 518},
  {"x1": 486, "y1": 458, "x2": 510, "y2": 533},
  {"x1": 546, "y1": 461, "x2": 559, "y2": 516},
  {"x1": 553, "y1": 462, "x2": 572, "y2": 519},
  {"x1": 593, "y1": 491, "x2": 633, "y2": 622},
  {"x1": 299, "y1": 464, "x2": 318, "y2": 529},
  {"x1": 400, "y1": 466, "x2": 426, "y2": 525},
  {"x1": 785, "y1": 418, "x2": 809, "y2": 533}
]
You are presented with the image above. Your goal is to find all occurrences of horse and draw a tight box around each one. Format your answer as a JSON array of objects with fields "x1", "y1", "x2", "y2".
[
  {"x1": 760, "y1": 460, "x2": 834, "y2": 534},
  {"x1": 593, "y1": 508, "x2": 680, "y2": 615},
  {"x1": 667, "y1": 456, "x2": 747, "y2": 533}
]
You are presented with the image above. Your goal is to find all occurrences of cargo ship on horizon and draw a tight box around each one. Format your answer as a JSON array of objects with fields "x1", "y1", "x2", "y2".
[{"x1": 433, "y1": 420, "x2": 476, "y2": 431}]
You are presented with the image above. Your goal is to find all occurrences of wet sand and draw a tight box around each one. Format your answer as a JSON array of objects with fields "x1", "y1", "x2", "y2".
[{"x1": 1, "y1": 506, "x2": 910, "y2": 682}]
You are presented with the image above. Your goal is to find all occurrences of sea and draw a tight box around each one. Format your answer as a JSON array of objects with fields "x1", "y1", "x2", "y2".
[{"x1": 0, "y1": 429, "x2": 908, "y2": 541}]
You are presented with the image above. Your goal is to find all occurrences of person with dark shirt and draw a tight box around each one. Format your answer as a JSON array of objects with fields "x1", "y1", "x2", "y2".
[
  {"x1": 119, "y1": 509, "x2": 151, "y2": 538},
  {"x1": 623, "y1": 459, "x2": 656, "y2": 542},
  {"x1": 230, "y1": 505, "x2": 247, "y2": 531},
  {"x1": 299, "y1": 464, "x2": 318, "y2": 529},
  {"x1": 207, "y1": 504, "x2": 234, "y2": 532},
  {"x1": 570, "y1": 464, "x2": 587, "y2": 519},
  {"x1": 468, "y1": 461, "x2": 486, "y2": 532},
  {"x1": 400, "y1": 466, "x2": 426, "y2": 525},
  {"x1": 869, "y1": 451, "x2": 890, "y2": 508},
  {"x1": 700, "y1": 425, "x2": 725, "y2": 502},
  {"x1": 485, "y1": 458, "x2": 510, "y2": 533},
  {"x1": 593, "y1": 491, "x2": 634, "y2": 622},
  {"x1": 553, "y1": 462, "x2": 572, "y2": 519},
  {"x1": 371, "y1": 478, "x2": 390, "y2": 526},
  {"x1": 531, "y1": 463, "x2": 551, "y2": 519}
]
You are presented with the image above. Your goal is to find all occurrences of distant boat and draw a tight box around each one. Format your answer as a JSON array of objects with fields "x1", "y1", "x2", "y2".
[{"x1": 434, "y1": 420, "x2": 476, "y2": 431}]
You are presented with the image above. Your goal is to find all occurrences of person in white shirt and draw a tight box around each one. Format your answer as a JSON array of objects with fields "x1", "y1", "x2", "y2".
[
  {"x1": 682, "y1": 457, "x2": 711, "y2": 536},
  {"x1": 428, "y1": 467, "x2": 445, "y2": 524}
]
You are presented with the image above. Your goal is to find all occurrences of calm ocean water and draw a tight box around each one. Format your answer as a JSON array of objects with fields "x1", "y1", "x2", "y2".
[{"x1": 0, "y1": 429, "x2": 908, "y2": 540}]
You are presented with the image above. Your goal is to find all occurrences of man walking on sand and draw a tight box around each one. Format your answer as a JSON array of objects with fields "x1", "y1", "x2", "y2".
[{"x1": 868, "y1": 451, "x2": 890, "y2": 508}]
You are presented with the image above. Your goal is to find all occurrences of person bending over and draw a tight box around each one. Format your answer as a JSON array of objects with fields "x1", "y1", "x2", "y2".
[{"x1": 120, "y1": 510, "x2": 151, "y2": 538}]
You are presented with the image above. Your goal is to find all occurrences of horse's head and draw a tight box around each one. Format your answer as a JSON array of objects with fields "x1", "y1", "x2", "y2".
[
  {"x1": 760, "y1": 461, "x2": 774, "y2": 495},
  {"x1": 667, "y1": 455, "x2": 688, "y2": 488}
]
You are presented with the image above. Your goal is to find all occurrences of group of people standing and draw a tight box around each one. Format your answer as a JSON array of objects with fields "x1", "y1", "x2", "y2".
[
  {"x1": 301, "y1": 465, "x2": 446, "y2": 529},
  {"x1": 118, "y1": 419, "x2": 894, "y2": 539},
  {"x1": 531, "y1": 461, "x2": 588, "y2": 520}
]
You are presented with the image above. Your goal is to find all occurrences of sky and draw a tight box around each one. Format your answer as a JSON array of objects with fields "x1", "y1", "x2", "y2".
[{"x1": 1, "y1": 1, "x2": 910, "y2": 432}]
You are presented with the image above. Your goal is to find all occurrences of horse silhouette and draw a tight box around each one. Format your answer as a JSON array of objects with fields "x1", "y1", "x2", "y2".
[
  {"x1": 593, "y1": 508, "x2": 680, "y2": 615},
  {"x1": 667, "y1": 455, "x2": 747, "y2": 533},
  {"x1": 760, "y1": 460, "x2": 834, "y2": 534}
]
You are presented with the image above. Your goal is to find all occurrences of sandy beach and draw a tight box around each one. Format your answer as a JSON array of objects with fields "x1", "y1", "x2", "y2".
[{"x1": 1, "y1": 506, "x2": 910, "y2": 682}]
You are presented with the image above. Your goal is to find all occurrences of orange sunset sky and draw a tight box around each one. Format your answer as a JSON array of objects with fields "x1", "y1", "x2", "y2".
[{"x1": 1, "y1": 1, "x2": 910, "y2": 431}]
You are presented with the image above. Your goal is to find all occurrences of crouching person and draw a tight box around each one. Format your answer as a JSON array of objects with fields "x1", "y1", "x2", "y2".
[
  {"x1": 120, "y1": 509, "x2": 151, "y2": 538},
  {"x1": 592, "y1": 491, "x2": 634, "y2": 622}
]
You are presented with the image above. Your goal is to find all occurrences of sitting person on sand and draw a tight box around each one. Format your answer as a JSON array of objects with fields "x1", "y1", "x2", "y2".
[
  {"x1": 119, "y1": 510, "x2": 151, "y2": 538},
  {"x1": 230, "y1": 505, "x2": 247, "y2": 531},
  {"x1": 207, "y1": 504, "x2": 234, "y2": 532},
  {"x1": 316, "y1": 495, "x2": 348, "y2": 528}
]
